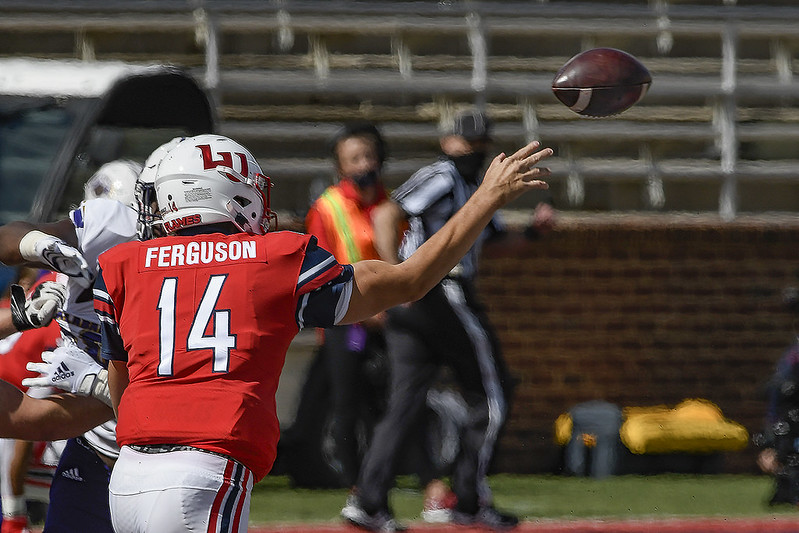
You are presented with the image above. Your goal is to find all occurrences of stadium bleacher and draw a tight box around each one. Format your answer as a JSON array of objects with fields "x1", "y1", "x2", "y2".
[{"x1": 2, "y1": 0, "x2": 799, "y2": 217}]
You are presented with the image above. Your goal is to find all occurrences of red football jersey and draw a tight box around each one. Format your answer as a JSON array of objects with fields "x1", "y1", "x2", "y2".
[
  {"x1": 0, "y1": 324, "x2": 60, "y2": 390},
  {"x1": 96, "y1": 231, "x2": 346, "y2": 480}
]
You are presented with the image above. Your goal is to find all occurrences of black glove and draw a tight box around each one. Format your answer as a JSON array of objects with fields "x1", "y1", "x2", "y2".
[{"x1": 9, "y1": 281, "x2": 66, "y2": 331}]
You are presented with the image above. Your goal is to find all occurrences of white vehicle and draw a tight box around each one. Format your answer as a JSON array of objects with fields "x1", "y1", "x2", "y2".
[{"x1": 0, "y1": 57, "x2": 214, "y2": 286}]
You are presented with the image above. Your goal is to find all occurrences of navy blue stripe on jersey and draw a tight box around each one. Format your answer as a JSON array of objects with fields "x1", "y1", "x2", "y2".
[
  {"x1": 297, "y1": 264, "x2": 354, "y2": 329},
  {"x1": 70, "y1": 206, "x2": 85, "y2": 229},
  {"x1": 95, "y1": 268, "x2": 127, "y2": 362},
  {"x1": 99, "y1": 316, "x2": 126, "y2": 361},
  {"x1": 92, "y1": 274, "x2": 117, "y2": 328},
  {"x1": 296, "y1": 235, "x2": 341, "y2": 292}
]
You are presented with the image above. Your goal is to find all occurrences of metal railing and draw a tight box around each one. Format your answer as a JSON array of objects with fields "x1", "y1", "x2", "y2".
[{"x1": 2, "y1": 0, "x2": 799, "y2": 216}]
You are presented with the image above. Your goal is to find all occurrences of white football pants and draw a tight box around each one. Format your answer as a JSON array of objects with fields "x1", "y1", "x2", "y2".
[{"x1": 109, "y1": 445, "x2": 253, "y2": 533}]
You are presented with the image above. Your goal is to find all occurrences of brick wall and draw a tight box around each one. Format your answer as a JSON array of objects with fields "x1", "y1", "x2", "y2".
[{"x1": 480, "y1": 213, "x2": 799, "y2": 474}]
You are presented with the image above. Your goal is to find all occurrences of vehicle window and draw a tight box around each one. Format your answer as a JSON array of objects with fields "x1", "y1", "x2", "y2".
[
  {"x1": 0, "y1": 101, "x2": 73, "y2": 224},
  {"x1": 54, "y1": 126, "x2": 190, "y2": 220}
]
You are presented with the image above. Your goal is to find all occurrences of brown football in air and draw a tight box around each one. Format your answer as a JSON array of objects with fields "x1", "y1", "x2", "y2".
[{"x1": 552, "y1": 48, "x2": 652, "y2": 117}]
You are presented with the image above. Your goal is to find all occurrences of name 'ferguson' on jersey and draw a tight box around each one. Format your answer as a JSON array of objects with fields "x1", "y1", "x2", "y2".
[
  {"x1": 94, "y1": 230, "x2": 354, "y2": 480},
  {"x1": 143, "y1": 238, "x2": 257, "y2": 268}
]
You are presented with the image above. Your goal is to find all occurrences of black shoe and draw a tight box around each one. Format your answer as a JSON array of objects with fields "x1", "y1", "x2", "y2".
[
  {"x1": 340, "y1": 495, "x2": 407, "y2": 532},
  {"x1": 452, "y1": 505, "x2": 519, "y2": 530}
]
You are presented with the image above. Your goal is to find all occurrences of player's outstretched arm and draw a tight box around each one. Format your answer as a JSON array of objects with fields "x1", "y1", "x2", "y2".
[
  {"x1": 342, "y1": 141, "x2": 552, "y2": 324},
  {"x1": 0, "y1": 220, "x2": 78, "y2": 266},
  {"x1": 0, "y1": 219, "x2": 93, "y2": 289},
  {"x1": 0, "y1": 380, "x2": 113, "y2": 441}
]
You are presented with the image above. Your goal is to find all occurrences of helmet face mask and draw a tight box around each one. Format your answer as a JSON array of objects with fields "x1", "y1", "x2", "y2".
[
  {"x1": 135, "y1": 179, "x2": 161, "y2": 240},
  {"x1": 223, "y1": 172, "x2": 273, "y2": 234},
  {"x1": 154, "y1": 135, "x2": 275, "y2": 236}
]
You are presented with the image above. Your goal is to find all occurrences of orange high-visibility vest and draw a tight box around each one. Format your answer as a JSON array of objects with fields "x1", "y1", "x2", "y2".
[{"x1": 310, "y1": 185, "x2": 380, "y2": 263}]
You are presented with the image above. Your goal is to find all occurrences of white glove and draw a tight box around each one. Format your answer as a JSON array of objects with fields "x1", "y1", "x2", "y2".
[
  {"x1": 9, "y1": 281, "x2": 67, "y2": 331},
  {"x1": 23, "y1": 344, "x2": 112, "y2": 407},
  {"x1": 19, "y1": 231, "x2": 94, "y2": 289}
]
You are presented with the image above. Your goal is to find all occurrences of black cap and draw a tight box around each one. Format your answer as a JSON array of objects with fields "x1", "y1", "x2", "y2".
[{"x1": 451, "y1": 110, "x2": 492, "y2": 141}]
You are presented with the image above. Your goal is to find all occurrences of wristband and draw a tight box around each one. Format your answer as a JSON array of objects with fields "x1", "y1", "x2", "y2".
[{"x1": 18, "y1": 230, "x2": 50, "y2": 262}]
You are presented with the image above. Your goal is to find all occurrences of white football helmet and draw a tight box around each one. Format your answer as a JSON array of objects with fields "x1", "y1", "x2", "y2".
[
  {"x1": 83, "y1": 159, "x2": 143, "y2": 209},
  {"x1": 154, "y1": 134, "x2": 274, "y2": 235},
  {"x1": 136, "y1": 137, "x2": 185, "y2": 240}
]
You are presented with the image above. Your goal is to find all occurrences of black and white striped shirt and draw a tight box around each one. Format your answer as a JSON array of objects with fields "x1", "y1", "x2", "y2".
[{"x1": 393, "y1": 157, "x2": 503, "y2": 281}]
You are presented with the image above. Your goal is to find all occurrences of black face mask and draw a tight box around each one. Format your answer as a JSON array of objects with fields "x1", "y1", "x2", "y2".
[
  {"x1": 351, "y1": 170, "x2": 379, "y2": 189},
  {"x1": 450, "y1": 151, "x2": 487, "y2": 183}
]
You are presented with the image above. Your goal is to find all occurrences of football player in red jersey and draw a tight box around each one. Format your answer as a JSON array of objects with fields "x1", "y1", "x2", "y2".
[{"x1": 94, "y1": 133, "x2": 551, "y2": 533}]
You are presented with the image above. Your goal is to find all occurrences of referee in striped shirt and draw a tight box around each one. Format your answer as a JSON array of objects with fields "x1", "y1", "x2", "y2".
[{"x1": 345, "y1": 110, "x2": 533, "y2": 531}]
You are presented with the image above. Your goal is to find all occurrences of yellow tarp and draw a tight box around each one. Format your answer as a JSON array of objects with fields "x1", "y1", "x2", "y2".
[
  {"x1": 620, "y1": 398, "x2": 749, "y2": 454},
  {"x1": 554, "y1": 398, "x2": 749, "y2": 454}
]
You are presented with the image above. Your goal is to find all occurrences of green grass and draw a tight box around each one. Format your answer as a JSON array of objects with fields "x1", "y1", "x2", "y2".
[{"x1": 249, "y1": 474, "x2": 798, "y2": 525}]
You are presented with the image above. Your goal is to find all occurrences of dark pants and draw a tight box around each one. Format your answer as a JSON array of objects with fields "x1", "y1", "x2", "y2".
[
  {"x1": 323, "y1": 325, "x2": 386, "y2": 487},
  {"x1": 356, "y1": 279, "x2": 514, "y2": 515},
  {"x1": 44, "y1": 437, "x2": 113, "y2": 533}
]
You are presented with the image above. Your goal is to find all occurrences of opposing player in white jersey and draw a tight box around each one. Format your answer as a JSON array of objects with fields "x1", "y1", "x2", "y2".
[{"x1": 0, "y1": 147, "x2": 179, "y2": 532}]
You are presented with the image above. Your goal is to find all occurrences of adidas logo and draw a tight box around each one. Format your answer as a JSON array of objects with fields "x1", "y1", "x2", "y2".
[
  {"x1": 51, "y1": 362, "x2": 75, "y2": 384},
  {"x1": 61, "y1": 467, "x2": 83, "y2": 482}
]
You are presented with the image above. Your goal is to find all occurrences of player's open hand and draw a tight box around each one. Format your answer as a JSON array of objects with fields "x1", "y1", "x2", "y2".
[
  {"x1": 23, "y1": 341, "x2": 103, "y2": 395},
  {"x1": 480, "y1": 141, "x2": 552, "y2": 207}
]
